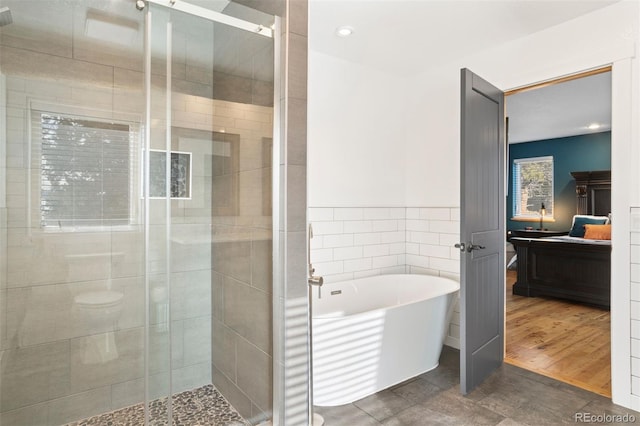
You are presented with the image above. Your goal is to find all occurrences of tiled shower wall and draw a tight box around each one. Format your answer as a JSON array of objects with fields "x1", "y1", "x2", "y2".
[
  {"x1": 0, "y1": 61, "x2": 222, "y2": 426},
  {"x1": 309, "y1": 206, "x2": 461, "y2": 347},
  {"x1": 179, "y1": 98, "x2": 274, "y2": 423},
  {"x1": 630, "y1": 207, "x2": 640, "y2": 397},
  {"x1": 0, "y1": 3, "x2": 275, "y2": 424},
  {"x1": 273, "y1": 0, "x2": 311, "y2": 423},
  {"x1": 0, "y1": 75, "x2": 6, "y2": 348},
  {"x1": 1, "y1": 16, "x2": 150, "y2": 421}
]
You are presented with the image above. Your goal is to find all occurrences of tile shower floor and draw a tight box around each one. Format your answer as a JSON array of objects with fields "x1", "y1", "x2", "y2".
[{"x1": 65, "y1": 385, "x2": 248, "y2": 426}]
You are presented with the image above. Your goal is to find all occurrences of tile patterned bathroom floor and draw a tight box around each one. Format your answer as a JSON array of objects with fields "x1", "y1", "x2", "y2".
[
  {"x1": 66, "y1": 385, "x2": 248, "y2": 426},
  {"x1": 315, "y1": 346, "x2": 640, "y2": 425}
]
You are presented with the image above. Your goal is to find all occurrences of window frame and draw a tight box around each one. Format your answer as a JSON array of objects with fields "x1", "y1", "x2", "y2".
[
  {"x1": 147, "y1": 149, "x2": 193, "y2": 200},
  {"x1": 512, "y1": 155, "x2": 555, "y2": 221},
  {"x1": 29, "y1": 101, "x2": 141, "y2": 233}
]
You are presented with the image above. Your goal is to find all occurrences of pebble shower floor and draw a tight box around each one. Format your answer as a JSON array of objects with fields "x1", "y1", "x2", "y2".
[{"x1": 65, "y1": 385, "x2": 248, "y2": 426}]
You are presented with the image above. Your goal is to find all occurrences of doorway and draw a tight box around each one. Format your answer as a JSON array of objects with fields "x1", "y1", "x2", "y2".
[{"x1": 503, "y1": 68, "x2": 612, "y2": 397}]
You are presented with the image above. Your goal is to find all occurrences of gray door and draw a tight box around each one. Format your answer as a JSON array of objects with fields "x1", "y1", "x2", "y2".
[{"x1": 459, "y1": 68, "x2": 505, "y2": 394}]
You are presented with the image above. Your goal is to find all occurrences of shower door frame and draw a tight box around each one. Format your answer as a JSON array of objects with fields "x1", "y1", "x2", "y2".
[
  {"x1": 146, "y1": 0, "x2": 274, "y2": 38},
  {"x1": 141, "y1": 2, "x2": 282, "y2": 424}
]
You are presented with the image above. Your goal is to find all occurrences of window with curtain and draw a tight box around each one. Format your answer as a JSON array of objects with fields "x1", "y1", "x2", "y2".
[
  {"x1": 513, "y1": 156, "x2": 554, "y2": 219},
  {"x1": 37, "y1": 112, "x2": 133, "y2": 228}
]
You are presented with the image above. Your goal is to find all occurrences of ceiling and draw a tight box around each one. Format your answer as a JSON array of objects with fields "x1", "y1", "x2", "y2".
[
  {"x1": 1, "y1": 0, "x2": 615, "y2": 142},
  {"x1": 309, "y1": 0, "x2": 617, "y2": 142},
  {"x1": 309, "y1": 0, "x2": 620, "y2": 76},
  {"x1": 507, "y1": 71, "x2": 612, "y2": 144}
]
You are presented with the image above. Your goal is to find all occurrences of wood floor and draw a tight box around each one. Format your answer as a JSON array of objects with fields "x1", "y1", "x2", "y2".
[{"x1": 504, "y1": 270, "x2": 612, "y2": 397}]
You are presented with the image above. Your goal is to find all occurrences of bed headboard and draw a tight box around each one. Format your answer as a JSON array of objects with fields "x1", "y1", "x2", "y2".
[{"x1": 570, "y1": 170, "x2": 611, "y2": 216}]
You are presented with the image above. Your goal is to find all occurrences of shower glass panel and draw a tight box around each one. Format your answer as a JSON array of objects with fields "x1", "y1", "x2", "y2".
[
  {"x1": 0, "y1": 0, "x2": 275, "y2": 424},
  {"x1": 145, "y1": 2, "x2": 275, "y2": 423},
  {"x1": 0, "y1": 1, "x2": 147, "y2": 424}
]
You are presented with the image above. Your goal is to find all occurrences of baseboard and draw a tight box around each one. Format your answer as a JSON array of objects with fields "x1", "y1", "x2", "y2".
[{"x1": 444, "y1": 336, "x2": 460, "y2": 350}]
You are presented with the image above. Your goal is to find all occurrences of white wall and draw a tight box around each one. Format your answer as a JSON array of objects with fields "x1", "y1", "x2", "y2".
[
  {"x1": 404, "y1": 1, "x2": 638, "y2": 207},
  {"x1": 308, "y1": 51, "x2": 407, "y2": 207},
  {"x1": 630, "y1": 208, "x2": 640, "y2": 397},
  {"x1": 309, "y1": 0, "x2": 640, "y2": 412},
  {"x1": 309, "y1": 2, "x2": 639, "y2": 208},
  {"x1": 403, "y1": 0, "x2": 639, "y2": 410}
]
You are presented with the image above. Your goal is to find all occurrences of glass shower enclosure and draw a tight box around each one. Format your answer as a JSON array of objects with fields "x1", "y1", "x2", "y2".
[{"x1": 0, "y1": 0, "x2": 277, "y2": 424}]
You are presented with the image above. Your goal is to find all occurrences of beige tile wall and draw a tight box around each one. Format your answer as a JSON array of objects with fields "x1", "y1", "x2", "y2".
[
  {"x1": 1, "y1": 54, "x2": 151, "y2": 421},
  {"x1": 0, "y1": 72, "x2": 7, "y2": 369},
  {"x1": 270, "y1": 0, "x2": 311, "y2": 424},
  {"x1": 0, "y1": 2, "x2": 276, "y2": 423}
]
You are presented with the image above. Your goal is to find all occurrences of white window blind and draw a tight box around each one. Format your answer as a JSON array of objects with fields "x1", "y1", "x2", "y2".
[
  {"x1": 36, "y1": 112, "x2": 133, "y2": 227},
  {"x1": 513, "y1": 156, "x2": 554, "y2": 218}
]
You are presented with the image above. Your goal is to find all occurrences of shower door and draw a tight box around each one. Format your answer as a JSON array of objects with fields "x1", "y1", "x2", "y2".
[
  {"x1": 0, "y1": 1, "x2": 148, "y2": 424},
  {"x1": 144, "y1": 2, "x2": 276, "y2": 424}
]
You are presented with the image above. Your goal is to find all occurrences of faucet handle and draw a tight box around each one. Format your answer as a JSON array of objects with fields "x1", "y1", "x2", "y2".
[
  {"x1": 309, "y1": 275, "x2": 324, "y2": 298},
  {"x1": 308, "y1": 275, "x2": 323, "y2": 286}
]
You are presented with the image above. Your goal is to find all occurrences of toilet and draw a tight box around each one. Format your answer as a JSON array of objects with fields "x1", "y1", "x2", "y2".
[{"x1": 74, "y1": 290, "x2": 125, "y2": 364}]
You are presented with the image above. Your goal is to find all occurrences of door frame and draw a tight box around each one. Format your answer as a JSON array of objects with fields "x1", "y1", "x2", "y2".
[
  {"x1": 495, "y1": 60, "x2": 635, "y2": 408},
  {"x1": 503, "y1": 65, "x2": 612, "y2": 395}
]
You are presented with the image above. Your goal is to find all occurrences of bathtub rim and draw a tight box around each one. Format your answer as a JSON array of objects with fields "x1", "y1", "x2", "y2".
[{"x1": 311, "y1": 273, "x2": 460, "y2": 320}]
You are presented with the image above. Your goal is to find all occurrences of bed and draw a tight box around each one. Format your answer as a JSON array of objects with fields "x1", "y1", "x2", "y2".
[{"x1": 511, "y1": 170, "x2": 611, "y2": 309}]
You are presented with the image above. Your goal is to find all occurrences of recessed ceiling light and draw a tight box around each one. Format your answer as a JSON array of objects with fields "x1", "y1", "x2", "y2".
[
  {"x1": 587, "y1": 123, "x2": 601, "y2": 130},
  {"x1": 336, "y1": 26, "x2": 354, "y2": 37}
]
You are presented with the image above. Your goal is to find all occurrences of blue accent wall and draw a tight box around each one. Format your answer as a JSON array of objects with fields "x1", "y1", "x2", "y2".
[{"x1": 507, "y1": 131, "x2": 611, "y2": 232}]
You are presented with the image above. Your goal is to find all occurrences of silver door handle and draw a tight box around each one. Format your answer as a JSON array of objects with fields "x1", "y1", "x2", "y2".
[
  {"x1": 467, "y1": 244, "x2": 485, "y2": 252},
  {"x1": 454, "y1": 243, "x2": 466, "y2": 252}
]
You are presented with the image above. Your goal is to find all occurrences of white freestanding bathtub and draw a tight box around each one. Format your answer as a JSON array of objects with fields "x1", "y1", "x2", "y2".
[{"x1": 311, "y1": 274, "x2": 459, "y2": 407}]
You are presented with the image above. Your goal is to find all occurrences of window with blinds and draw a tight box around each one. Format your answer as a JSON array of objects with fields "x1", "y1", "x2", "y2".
[
  {"x1": 37, "y1": 112, "x2": 133, "y2": 227},
  {"x1": 513, "y1": 156, "x2": 554, "y2": 218}
]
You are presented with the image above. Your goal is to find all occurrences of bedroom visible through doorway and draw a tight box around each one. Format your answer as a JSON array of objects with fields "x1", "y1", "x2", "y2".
[{"x1": 504, "y1": 67, "x2": 612, "y2": 397}]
